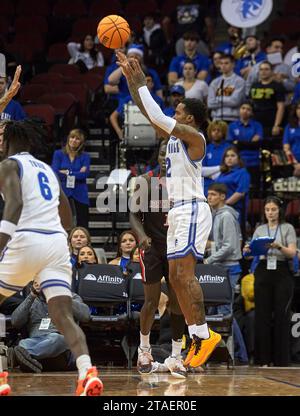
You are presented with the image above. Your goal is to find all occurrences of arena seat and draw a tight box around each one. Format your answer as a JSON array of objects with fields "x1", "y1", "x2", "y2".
[
  {"x1": 20, "y1": 84, "x2": 52, "y2": 104},
  {"x1": 53, "y1": 0, "x2": 87, "y2": 18},
  {"x1": 77, "y1": 263, "x2": 132, "y2": 367},
  {"x1": 31, "y1": 72, "x2": 64, "y2": 85},
  {"x1": 1, "y1": 0, "x2": 15, "y2": 17},
  {"x1": 88, "y1": 0, "x2": 123, "y2": 19},
  {"x1": 24, "y1": 104, "x2": 56, "y2": 134},
  {"x1": 71, "y1": 17, "x2": 98, "y2": 38},
  {"x1": 124, "y1": 0, "x2": 158, "y2": 17},
  {"x1": 15, "y1": 16, "x2": 48, "y2": 35},
  {"x1": 37, "y1": 92, "x2": 78, "y2": 134},
  {"x1": 49, "y1": 63, "x2": 81, "y2": 77},
  {"x1": 47, "y1": 43, "x2": 70, "y2": 65},
  {"x1": 53, "y1": 83, "x2": 89, "y2": 121},
  {"x1": 16, "y1": 0, "x2": 51, "y2": 17}
]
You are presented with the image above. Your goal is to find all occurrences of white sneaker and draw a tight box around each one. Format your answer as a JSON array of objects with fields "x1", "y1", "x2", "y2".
[
  {"x1": 164, "y1": 356, "x2": 187, "y2": 379},
  {"x1": 152, "y1": 361, "x2": 168, "y2": 373},
  {"x1": 137, "y1": 347, "x2": 154, "y2": 374}
]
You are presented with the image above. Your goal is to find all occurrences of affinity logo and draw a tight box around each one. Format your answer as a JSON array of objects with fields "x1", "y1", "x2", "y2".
[
  {"x1": 198, "y1": 275, "x2": 225, "y2": 284},
  {"x1": 84, "y1": 274, "x2": 97, "y2": 281}
]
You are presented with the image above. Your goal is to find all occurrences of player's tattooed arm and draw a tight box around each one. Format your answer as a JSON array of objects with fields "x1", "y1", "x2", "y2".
[
  {"x1": 0, "y1": 66, "x2": 21, "y2": 114},
  {"x1": 0, "y1": 159, "x2": 23, "y2": 251}
]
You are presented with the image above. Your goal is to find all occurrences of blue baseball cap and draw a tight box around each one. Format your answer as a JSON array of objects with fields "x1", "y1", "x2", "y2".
[{"x1": 170, "y1": 85, "x2": 185, "y2": 95}]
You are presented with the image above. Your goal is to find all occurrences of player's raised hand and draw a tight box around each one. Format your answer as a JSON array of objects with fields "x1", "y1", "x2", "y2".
[{"x1": 7, "y1": 65, "x2": 22, "y2": 99}]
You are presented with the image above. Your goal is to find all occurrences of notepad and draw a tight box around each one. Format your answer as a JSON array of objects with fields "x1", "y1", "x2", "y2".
[{"x1": 245, "y1": 236, "x2": 275, "y2": 256}]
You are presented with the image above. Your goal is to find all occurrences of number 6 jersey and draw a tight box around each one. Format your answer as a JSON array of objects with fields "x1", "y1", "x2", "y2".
[{"x1": 8, "y1": 152, "x2": 66, "y2": 234}]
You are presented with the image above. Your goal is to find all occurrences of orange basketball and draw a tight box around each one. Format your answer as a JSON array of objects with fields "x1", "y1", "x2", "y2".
[{"x1": 97, "y1": 15, "x2": 130, "y2": 49}]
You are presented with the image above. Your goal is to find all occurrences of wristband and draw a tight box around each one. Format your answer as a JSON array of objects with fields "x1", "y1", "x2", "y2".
[{"x1": 0, "y1": 220, "x2": 17, "y2": 237}]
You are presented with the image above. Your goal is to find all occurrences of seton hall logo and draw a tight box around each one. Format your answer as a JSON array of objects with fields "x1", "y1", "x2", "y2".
[{"x1": 237, "y1": 0, "x2": 264, "y2": 20}]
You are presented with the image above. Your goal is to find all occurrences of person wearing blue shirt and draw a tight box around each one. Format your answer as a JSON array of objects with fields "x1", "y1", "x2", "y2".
[
  {"x1": 227, "y1": 101, "x2": 263, "y2": 187},
  {"x1": 0, "y1": 75, "x2": 26, "y2": 121},
  {"x1": 202, "y1": 120, "x2": 230, "y2": 196},
  {"x1": 52, "y1": 128, "x2": 90, "y2": 229},
  {"x1": 216, "y1": 146, "x2": 250, "y2": 235},
  {"x1": 283, "y1": 101, "x2": 300, "y2": 177},
  {"x1": 163, "y1": 84, "x2": 185, "y2": 118},
  {"x1": 109, "y1": 73, "x2": 164, "y2": 140},
  {"x1": 292, "y1": 83, "x2": 300, "y2": 105},
  {"x1": 168, "y1": 31, "x2": 210, "y2": 86},
  {"x1": 235, "y1": 36, "x2": 266, "y2": 79},
  {"x1": 108, "y1": 44, "x2": 162, "y2": 103}
]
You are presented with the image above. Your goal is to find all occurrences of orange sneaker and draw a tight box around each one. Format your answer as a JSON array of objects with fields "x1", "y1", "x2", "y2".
[
  {"x1": 189, "y1": 329, "x2": 221, "y2": 368},
  {"x1": 183, "y1": 336, "x2": 200, "y2": 367},
  {"x1": 0, "y1": 372, "x2": 11, "y2": 396},
  {"x1": 76, "y1": 367, "x2": 103, "y2": 396}
]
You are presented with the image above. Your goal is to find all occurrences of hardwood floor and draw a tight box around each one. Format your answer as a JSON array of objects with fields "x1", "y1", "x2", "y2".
[{"x1": 6, "y1": 366, "x2": 300, "y2": 396}]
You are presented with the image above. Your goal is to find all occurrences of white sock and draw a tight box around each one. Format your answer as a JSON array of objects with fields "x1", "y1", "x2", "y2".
[
  {"x1": 171, "y1": 339, "x2": 182, "y2": 358},
  {"x1": 76, "y1": 354, "x2": 92, "y2": 380},
  {"x1": 188, "y1": 324, "x2": 197, "y2": 338},
  {"x1": 140, "y1": 332, "x2": 150, "y2": 350},
  {"x1": 195, "y1": 323, "x2": 210, "y2": 339}
]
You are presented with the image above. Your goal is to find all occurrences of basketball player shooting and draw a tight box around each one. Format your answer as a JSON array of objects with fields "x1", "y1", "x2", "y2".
[
  {"x1": 117, "y1": 51, "x2": 221, "y2": 369},
  {"x1": 0, "y1": 67, "x2": 103, "y2": 396}
]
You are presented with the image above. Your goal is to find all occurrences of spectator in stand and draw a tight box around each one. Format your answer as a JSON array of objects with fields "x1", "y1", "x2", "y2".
[
  {"x1": 109, "y1": 73, "x2": 164, "y2": 141},
  {"x1": 215, "y1": 26, "x2": 243, "y2": 56},
  {"x1": 108, "y1": 44, "x2": 163, "y2": 101},
  {"x1": 206, "y1": 51, "x2": 222, "y2": 85},
  {"x1": 208, "y1": 54, "x2": 245, "y2": 122},
  {"x1": 292, "y1": 81, "x2": 300, "y2": 105},
  {"x1": 175, "y1": 60, "x2": 208, "y2": 101},
  {"x1": 216, "y1": 146, "x2": 250, "y2": 233},
  {"x1": 235, "y1": 36, "x2": 266, "y2": 80},
  {"x1": 205, "y1": 183, "x2": 248, "y2": 364},
  {"x1": 68, "y1": 226, "x2": 92, "y2": 266},
  {"x1": 140, "y1": 13, "x2": 167, "y2": 68},
  {"x1": 243, "y1": 196, "x2": 297, "y2": 367},
  {"x1": 246, "y1": 38, "x2": 296, "y2": 96},
  {"x1": 109, "y1": 230, "x2": 138, "y2": 272},
  {"x1": 162, "y1": 0, "x2": 214, "y2": 56},
  {"x1": 0, "y1": 73, "x2": 25, "y2": 121},
  {"x1": 283, "y1": 101, "x2": 300, "y2": 177},
  {"x1": 52, "y1": 129, "x2": 90, "y2": 229},
  {"x1": 227, "y1": 101, "x2": 263, "y2": 188},
  {"x1": 77, "y1": 245, "x2": 99, "y2": 266},
  {"x1": 11, "y1": 280, "x2": 90, "y2": 373},
  {"x1": 249, "y1": 61, "x2": 285, "y2": 138},
  {"x1": 168, "y1": 31, "x2": 210, "y2": 86},
  {"x1": 103, "y1": 47, "x2": 127, "y2": 98},
  {"x1": 67, "y1": 34, "x2": 104, "y2": 73},
  {"x1": 163, "y1": 85, "x2": 185, "y2": 117},
  {"x1": 202, "y1": 120, "x2": 230, "y2": 196}
]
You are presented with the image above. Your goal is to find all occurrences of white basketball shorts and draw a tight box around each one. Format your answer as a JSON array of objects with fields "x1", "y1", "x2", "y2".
[
  {"x1": 0, "y1": 231, "x2": 72, "y2": 301},
  {"x1": 167, "y1": 200, "x2": 212, "y2": 260}
]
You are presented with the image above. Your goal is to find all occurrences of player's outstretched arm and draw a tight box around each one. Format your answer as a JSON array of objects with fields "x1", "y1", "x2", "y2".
[
  {"x1": 0, "y1": 159, "x2": 23, "y2": 253},
  {"x1": 116, "y1": 52, "x2": 169, "y2": 140},
  {"x1": 58, "y1": 186, "x2": 73, "y2": 232},
  {"x1": 0, "y1": 66, "x2": 22, "y2": 114},
  {"x1": 116, "y1": 53, "x2": 204, "y2": 156}
]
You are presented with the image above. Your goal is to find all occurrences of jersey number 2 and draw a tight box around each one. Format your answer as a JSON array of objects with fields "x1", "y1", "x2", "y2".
[{"x1": 38, "y1": 172, "x2": 53, "y2": 201}]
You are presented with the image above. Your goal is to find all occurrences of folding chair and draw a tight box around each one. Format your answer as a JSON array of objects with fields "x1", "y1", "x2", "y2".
[
  {"x1": 195, "y1": 263, "x2": 234, "y2": 367},
  {"x1": 77, "y1": 264, "x2": 132, "y2": 367}
]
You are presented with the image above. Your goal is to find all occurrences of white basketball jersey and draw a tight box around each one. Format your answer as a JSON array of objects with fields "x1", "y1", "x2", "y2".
[
  {"x1": 8, "y1": 153, "x2": 65, "y2": 234},
  {"x1": 166, "y1": 133, "x2": 206, "y2": 202}
]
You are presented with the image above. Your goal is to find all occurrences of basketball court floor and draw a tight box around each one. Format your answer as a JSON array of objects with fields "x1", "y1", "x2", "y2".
[{"x1": 6, "y1": 366, "x2": 300, "y2": 396}]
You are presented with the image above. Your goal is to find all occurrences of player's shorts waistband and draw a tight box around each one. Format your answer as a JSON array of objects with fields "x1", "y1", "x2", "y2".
[
  {"x1": 15, "y1": 228, "x2": 65, "y2": 235},
  {"x1": 171, "y1": 198, "x2": 207, "y2": 209}
]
